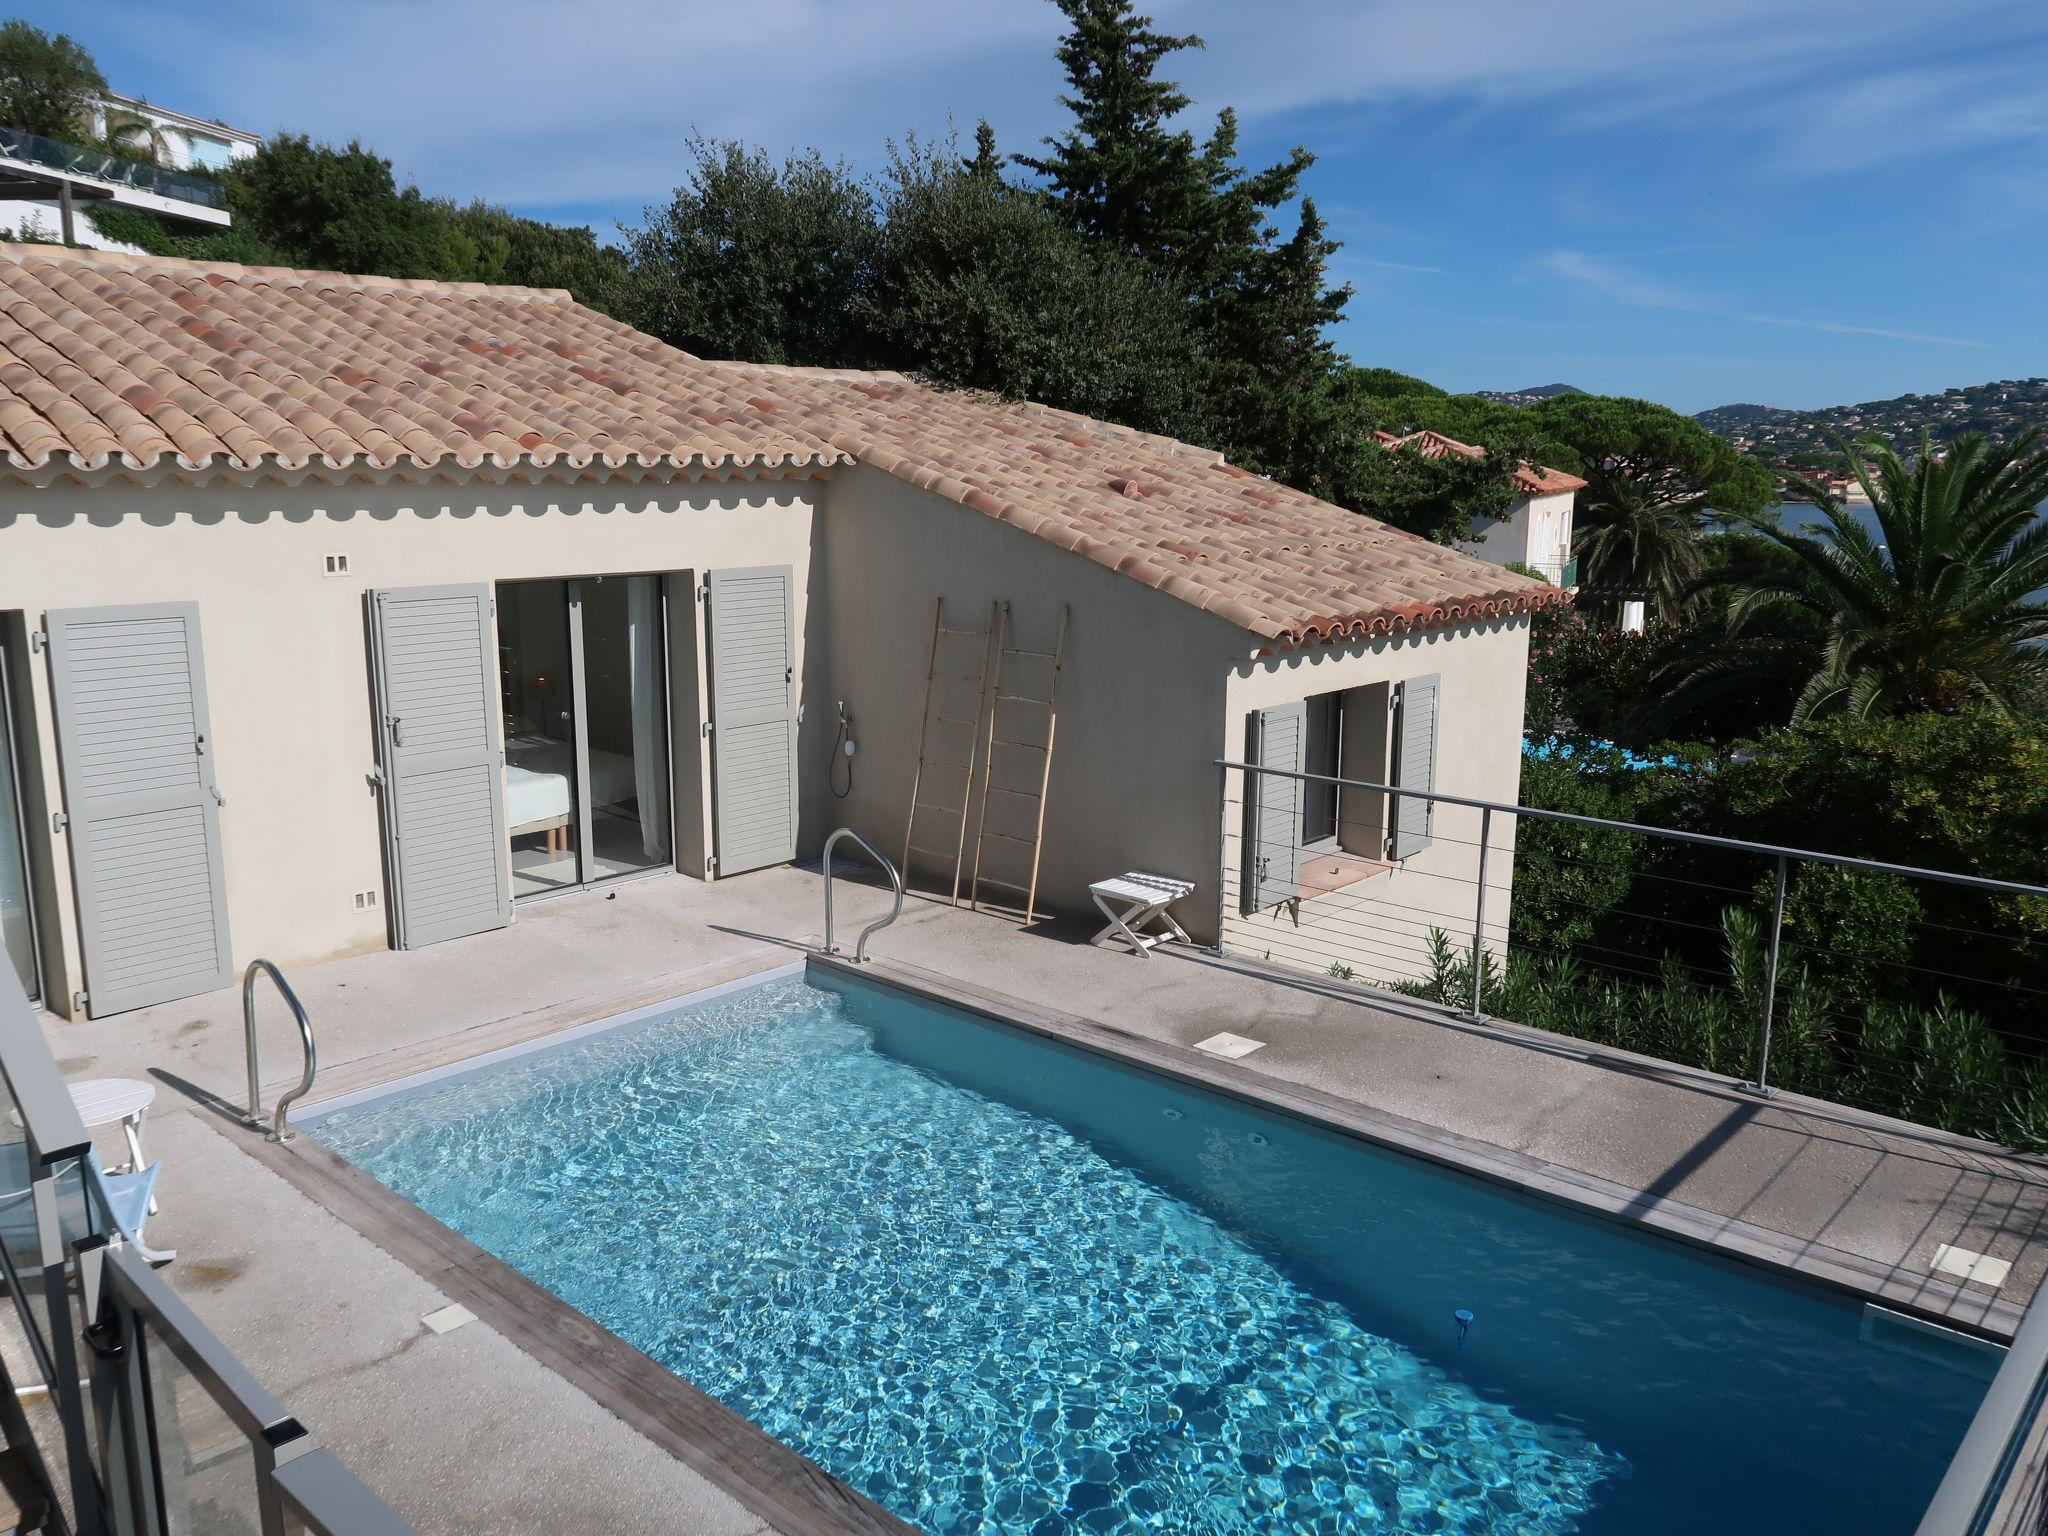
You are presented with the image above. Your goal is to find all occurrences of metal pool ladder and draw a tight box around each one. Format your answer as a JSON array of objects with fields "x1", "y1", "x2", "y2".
[
  {"x1": 823, "y1": 827, "x2": 904, "y2": 963},
  {"x1": 243, "y1": 959, "x2": 316, "y2": 1142}
]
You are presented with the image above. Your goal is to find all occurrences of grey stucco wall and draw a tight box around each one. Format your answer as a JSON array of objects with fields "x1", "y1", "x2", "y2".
[
  {"x1": 811, "y1": 465, "x2": 1236, "y2": 930},
  {"x1": 0, "y1": 472, "x2": 825, "y2": 1010},
  {"x1": 812, "y1": 465, "x2": 1535, "y2": 952}
]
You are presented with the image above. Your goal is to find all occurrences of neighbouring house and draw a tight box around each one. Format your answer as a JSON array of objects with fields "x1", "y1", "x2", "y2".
[
  {"x1": 0, "y1": 92, "x2": 258, "y2": 248},
  {"x1": 1375, "y1": 429, "x2": 1586, "y2": 587},
  {"x1": 0, "y1": 244, "x2": 1563, "y2": 1018},
  {"x1": 90, "y1": 94, "x2": 261, "y2": 175}
]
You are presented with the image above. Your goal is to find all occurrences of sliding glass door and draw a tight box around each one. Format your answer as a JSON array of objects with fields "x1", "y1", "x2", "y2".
[
  {"x1": 498, "y1": 576, "x2": 671, "y2": 901},
  {"x1": 0, "y1": 642, "x2": 38, "y2": 1000}
]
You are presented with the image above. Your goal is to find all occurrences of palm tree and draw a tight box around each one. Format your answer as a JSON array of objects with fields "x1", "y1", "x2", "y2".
[
  {"x1": 1708, "y1": 429, "x2": 2048, "y2": 721},
  {"x1": 1572, "y1": 494, "x2": 1708, "y2": 622}
]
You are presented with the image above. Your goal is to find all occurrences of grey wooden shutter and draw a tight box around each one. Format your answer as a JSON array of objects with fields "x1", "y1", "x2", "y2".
[
  {"x1": 45, "y1": 604, "x2": 232, "y2": 1015},
  {"x1": 1241, "y1": 701, "x2": 1306, "y2": 914},
  {"x1": 706, "y1": 567, "x2": 797, "y2": 876},
  {"x1": 1391, "y1": 674, "x2": 1440, "y2": 860},
  {"x1": 369, "y1": 586, "x2": 511, "y2": 948}
]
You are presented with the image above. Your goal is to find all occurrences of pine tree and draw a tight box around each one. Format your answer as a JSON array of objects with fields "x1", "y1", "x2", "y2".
[
  {"x1": 1015, "y1": 0, "x2": 1351, "y2": 482},
  {"x1": 964, "y1": 120, "x2": 1003, "y2": 180},
  {"x1": 1013, "y1": 0, "x2": 1207, "y2": 267}
]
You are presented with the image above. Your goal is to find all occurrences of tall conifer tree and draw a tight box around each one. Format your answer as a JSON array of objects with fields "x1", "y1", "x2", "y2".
[{"x1": 1015, "y1": 0, "x2": 1350, "y2": 478}]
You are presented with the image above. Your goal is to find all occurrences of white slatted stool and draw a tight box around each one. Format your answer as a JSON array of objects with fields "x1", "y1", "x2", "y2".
[{"x1": 1089, "y1": 873, "x2": 1195, "y2": 957}]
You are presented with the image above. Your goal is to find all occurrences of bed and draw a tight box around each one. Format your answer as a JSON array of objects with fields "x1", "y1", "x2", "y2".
[{"x1": 503, "y1": 734, "x2": 640, "y2": 850}]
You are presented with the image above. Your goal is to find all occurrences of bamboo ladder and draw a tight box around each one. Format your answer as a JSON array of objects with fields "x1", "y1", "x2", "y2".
[
  {"x1": 969, "y1": 604, "x2": 1069, "y2": 923},
  {"x1": 900, "y1": 598, "x2": 999, "y2": 903}
]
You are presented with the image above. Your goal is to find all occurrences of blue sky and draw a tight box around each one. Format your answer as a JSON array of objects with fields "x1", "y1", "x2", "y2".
[{"x1": 32, "y1": 0, "x2": 2048, "y2": 414}]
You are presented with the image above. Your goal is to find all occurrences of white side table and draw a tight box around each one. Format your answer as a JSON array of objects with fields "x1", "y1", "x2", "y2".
[{"x1": 68, "y1": 1078, "x2": 156, "y2": 1212}]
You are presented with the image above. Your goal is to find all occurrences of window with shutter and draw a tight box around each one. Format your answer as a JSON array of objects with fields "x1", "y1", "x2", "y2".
[
  {"x1": 1241, "y1": 702, "x2": 1306, "y2": 913},
  {"x1": 1390, "y1": 674, "x2": 1439, "y2": 860}
]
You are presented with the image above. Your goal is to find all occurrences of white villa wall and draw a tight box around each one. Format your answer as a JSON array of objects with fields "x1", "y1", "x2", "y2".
[
  {"x1": 0, "y1": 474, "x2": 825, "y2": 1013},
  {"x1": 813, "y1": 465, "x2": 1230, "y2": 928},
  {"x1": 1221, "y1": 619, "x2": 1531, "y2": 987},
  {"x1": 817, "y1": 466, "x2": 1535, "y2": 972},
  {"x1": 1, "y1": 458, "x2": 1538, "y2": 1016},
  {"x1": 1458, "y1": 491, "x2": 1576, "y2": 586}
]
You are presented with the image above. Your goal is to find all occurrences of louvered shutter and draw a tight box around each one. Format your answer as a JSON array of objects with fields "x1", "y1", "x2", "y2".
[
  {"x1": 369, "y1": 586, "x2": 511, "y2": 948},
  {"x1": 1391, "y1": 674, "x2": 1439, "y2": 860},
  {"x1": 1241, "y1": 701, "x2": 1306, "y2": 913},
  {"x1": 707, "y1": 567, "x2": 797, "y2": 876},
  {"x1": 46, "y1": 604, "x2": 232, "y2": 1015}
]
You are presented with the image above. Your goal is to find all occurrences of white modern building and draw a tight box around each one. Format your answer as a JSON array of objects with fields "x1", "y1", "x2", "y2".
[{"x1": 0, "y1": 91, "x2": 259, "y2": 248}]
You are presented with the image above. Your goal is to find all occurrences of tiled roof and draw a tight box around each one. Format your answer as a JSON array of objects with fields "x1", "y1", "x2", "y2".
[
  {"x1": 1512, "y1": 463, "x2": 1588, "y2": 495},
  {"x1": 716, "y1": 364, "x2": 1564, "y2": 644},
  {"x1": 0, "y1": 244, "x2": 843, "y2": 479},
  {"x1": 1379, "y1": 427, "x2": 1588, "y2": 495},
  {"x1": 0, "y1": 245, "x2": 1563, "y2": 646}
]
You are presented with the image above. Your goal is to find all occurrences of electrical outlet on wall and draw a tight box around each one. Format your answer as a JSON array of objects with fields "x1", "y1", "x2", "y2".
[
  {"x1": 323, "y1": 553, "x2": 351, "y2": 576},
  {"x1": 352, "y1": 889, "x2": 379, "y2": 911}
]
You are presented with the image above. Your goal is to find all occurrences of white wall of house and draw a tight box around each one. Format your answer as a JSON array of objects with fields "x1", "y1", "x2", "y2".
[
  {"x1": 815, "y1": 465, "x2": 1535, "y2": 974},
  {"x1": 1457, "y1": 491, "x2": 1576, "y2": 586},
  {"x1": 813, "y1": 464, "x2": 1233, "y2": 929},
  {"x1": 0, "y1": 203, "x2": 138, "y2": 250},
  {"x1": 0, "y1": 472, "x2": 825, "y2": 1013},
  {"x1": 1220, "y1": 618, "x2": 1530, "y2": 987},
  {"x1": 1, "y1": 458, "x2": 1539, "y2": 1016}
]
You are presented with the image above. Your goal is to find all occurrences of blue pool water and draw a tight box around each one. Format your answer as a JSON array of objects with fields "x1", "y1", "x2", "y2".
[{"x1": 307, "y1": 971, "x2": 1993, "y2": 1535}]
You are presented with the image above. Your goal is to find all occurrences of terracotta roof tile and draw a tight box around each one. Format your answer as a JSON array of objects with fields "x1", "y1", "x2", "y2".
[
  {"x1": 1379, "y1": 427, "x2": 1589, "y2": 496},
  {"x1": 0, "y1": 245, "x2": 1564, "y2": 645},
  {"x1": 0, "y1": 244, "x2": 843, "y2": 478},
  {"x1": 715, "y1": 364, "x2": 1566, "y2": 645}
]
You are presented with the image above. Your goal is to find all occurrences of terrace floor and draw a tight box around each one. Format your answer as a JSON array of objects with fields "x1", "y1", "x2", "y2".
[{"x1": 34, "y1": 862, "x2": 2048, "y2": 1535}]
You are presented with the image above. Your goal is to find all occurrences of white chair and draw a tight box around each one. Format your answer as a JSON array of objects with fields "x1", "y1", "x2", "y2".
[
  {"x1": 1089, "y1": 872, "x2": 1195, "y2": 957},
  {"x1": 0, "y1": 1141, "x2": 173, "y2": 1265}
]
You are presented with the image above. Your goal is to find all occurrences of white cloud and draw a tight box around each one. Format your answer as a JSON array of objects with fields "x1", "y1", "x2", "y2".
[
  {"x1": 105, "y1": 0, "x2": 1069, "y2": 210},
  {"x1": 84, "y1": 0, "x2": 2048, "y2": 220},
  {"x1": 1537, "y1": 250, "x2": 1987, "y2": 348}
]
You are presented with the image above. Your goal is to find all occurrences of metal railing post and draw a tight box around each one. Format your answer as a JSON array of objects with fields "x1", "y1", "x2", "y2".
[
  {"x1": 1214, "y1": 759, "x2": 1230, "y2": 955},
  {"x1": 1747, "y1": 855, "x2": 1790, "y2": 1095},
  {"x1": 1463, "y1": 805, "x2": 1492, "y2": 1022}
]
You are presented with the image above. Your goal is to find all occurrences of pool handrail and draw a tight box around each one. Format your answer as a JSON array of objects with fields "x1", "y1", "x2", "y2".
[
  {"x1": 244, "y1": 957, "x2": 317, "y2": 1141},
  {"x1": 822, "y1": 828, "x2": 904, "y2": 963}
]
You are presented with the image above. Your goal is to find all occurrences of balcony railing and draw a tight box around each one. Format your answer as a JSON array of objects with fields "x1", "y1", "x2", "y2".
[
  {"x1": 0, "y1": 124, "x2": 226, "y2": 210},
  {"x1": 1217, "y1": 757, "x2": 2048, "y2": 1136},
  {"x1": 0, "y1": 967, "x2": 418, "y2": 1536}
]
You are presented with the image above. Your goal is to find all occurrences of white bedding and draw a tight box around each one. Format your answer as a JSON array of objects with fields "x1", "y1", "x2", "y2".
[{"x1": 503, "y1": 736, "x2": 640, "y2": 834}]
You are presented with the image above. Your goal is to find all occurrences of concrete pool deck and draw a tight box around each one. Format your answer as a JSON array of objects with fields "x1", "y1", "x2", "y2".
[{"x1": 33, "y1": 862, "x2": 2048, "y2": 1534}]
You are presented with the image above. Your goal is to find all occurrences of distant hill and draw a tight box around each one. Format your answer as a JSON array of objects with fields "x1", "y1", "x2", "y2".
[
  {"x1": 1474, "y1": 383, "x2": 1586, "y2": 406},
  {"x1": 1695, "y1": 378, "x2": 2048, "y2": 468},
  {"x1": 1695, "y1": 403, "x2": 1798, "y2": 435}
]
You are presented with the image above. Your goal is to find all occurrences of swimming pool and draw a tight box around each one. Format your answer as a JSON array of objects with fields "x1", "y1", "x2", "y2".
[{"x1": 305, "y1": 965, "x2": 1994, "y2": 1535}]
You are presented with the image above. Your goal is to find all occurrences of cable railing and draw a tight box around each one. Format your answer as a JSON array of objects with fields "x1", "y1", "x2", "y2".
[
  {"x1": 0, "y1": 966, "x2": 419, "y2": 1536},
  {"x1": 1217, "y1": 759, "x2": 2048, "y2": 1148}
]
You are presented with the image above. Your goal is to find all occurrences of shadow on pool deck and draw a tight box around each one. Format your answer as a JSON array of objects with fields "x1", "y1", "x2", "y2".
[{"x1": 31, "y1": 861, "x2": 2048, "y2": 1534}]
